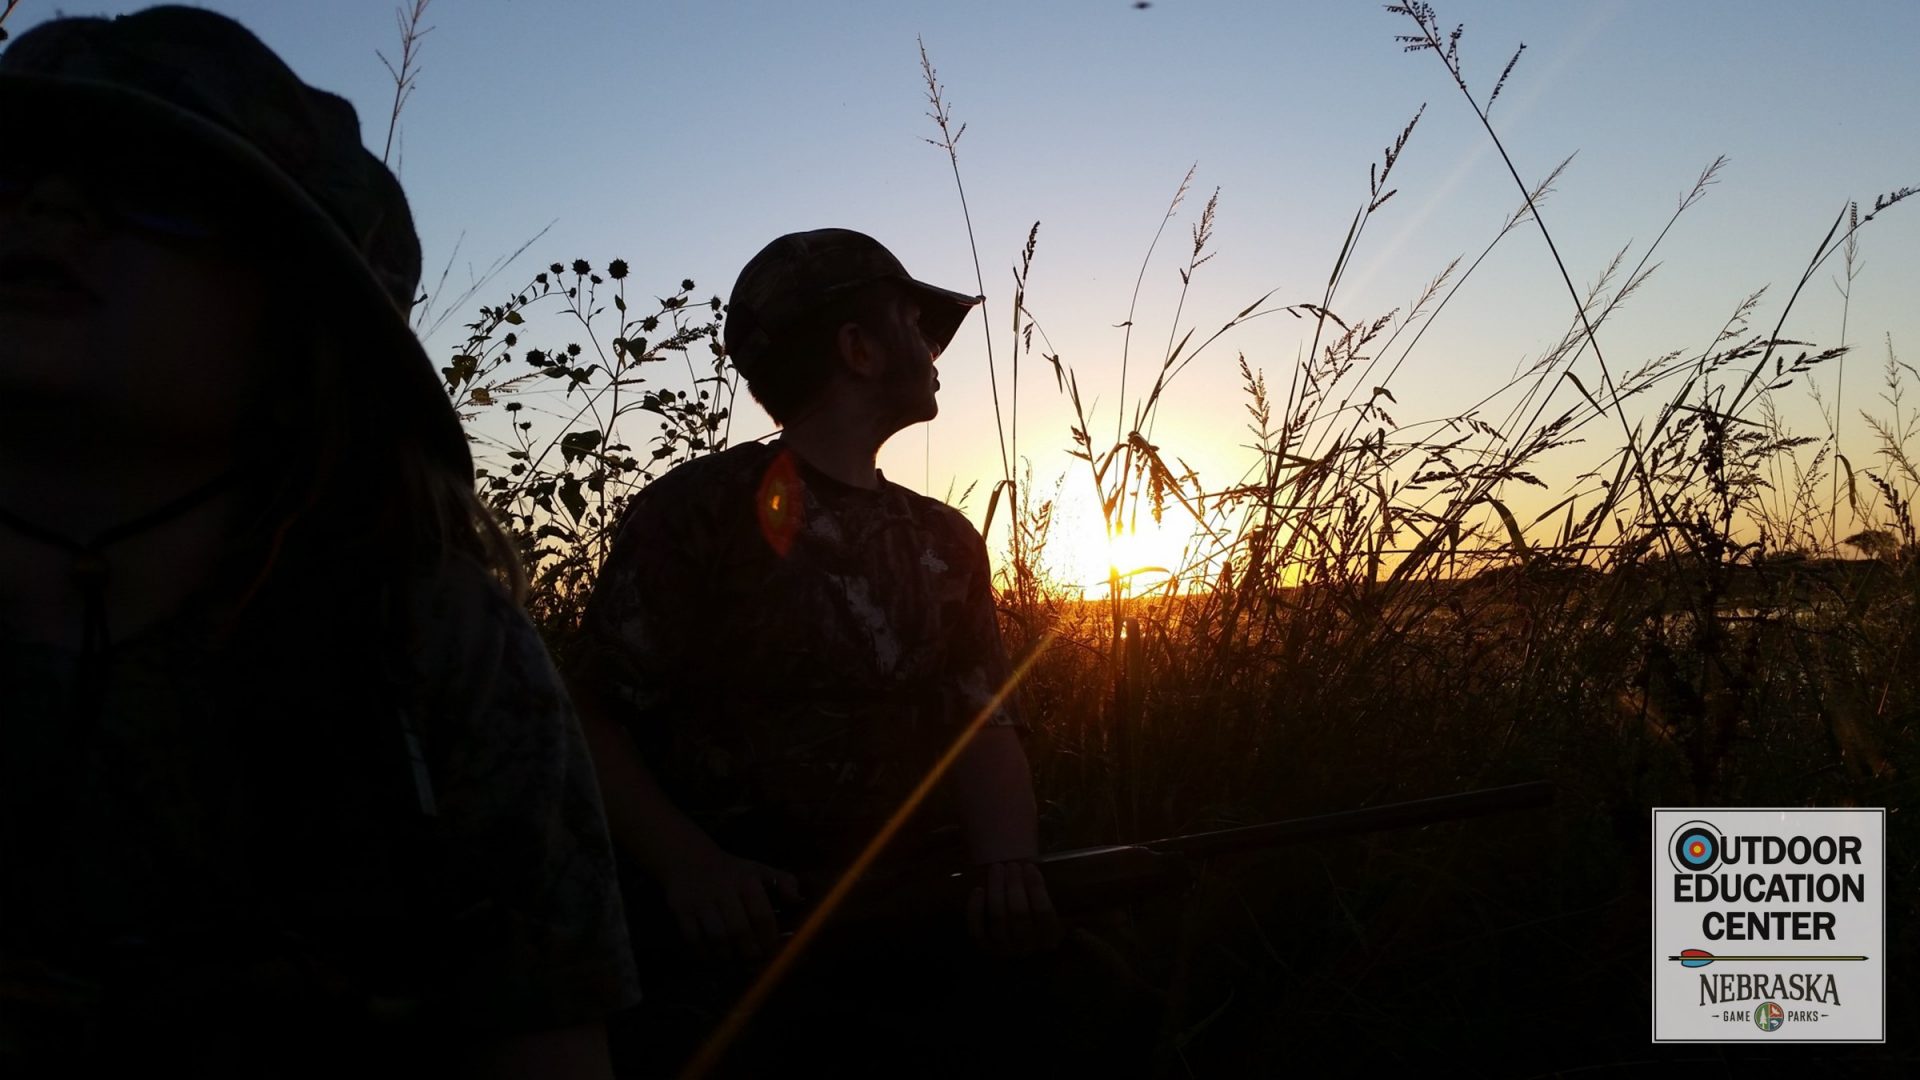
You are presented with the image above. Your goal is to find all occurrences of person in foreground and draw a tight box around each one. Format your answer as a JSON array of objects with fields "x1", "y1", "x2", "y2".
[
  {"x1": 0, "y1": 7, "x2": 637, "y2": 1075},
  {"x1": 571, "y1": 228, "x2": 1063, "y2": 1073}
]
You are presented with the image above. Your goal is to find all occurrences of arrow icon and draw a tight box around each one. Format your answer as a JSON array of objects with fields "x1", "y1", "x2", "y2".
[{"x1": 1669, "y1": 948, "x2": 1868, "y2": 968}]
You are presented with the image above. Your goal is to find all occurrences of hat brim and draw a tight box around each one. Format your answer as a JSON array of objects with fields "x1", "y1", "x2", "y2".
[
  {"x1": 900, "y1": 277, "x2": 983, "y2": 356},
  {"x1": 0, "y1": 72, "x2": 470, "y2": 476}
]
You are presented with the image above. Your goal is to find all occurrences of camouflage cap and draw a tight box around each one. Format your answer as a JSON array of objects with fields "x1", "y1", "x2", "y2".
[
  {"x1": 0, "y1": 6, "x2": 469, "y2": 475},
  {"x1": 724, "y1": 228, "x2": 983, "y2": 379}
]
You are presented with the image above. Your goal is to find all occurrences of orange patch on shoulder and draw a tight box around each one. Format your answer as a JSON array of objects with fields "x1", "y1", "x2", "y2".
[{"x1": 756, "y1": 450, "x2": 805, "y2": 557}]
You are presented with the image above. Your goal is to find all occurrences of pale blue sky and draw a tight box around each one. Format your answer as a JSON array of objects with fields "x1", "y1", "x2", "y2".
[{"x1": 14, "y1": 0, "x2": 1919, "y2": 576}]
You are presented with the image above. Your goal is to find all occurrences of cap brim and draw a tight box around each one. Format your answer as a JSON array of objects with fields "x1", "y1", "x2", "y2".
[
  {"x1": 0, "y1": 73, "x2": 470, "y2": 476},
  {"x1": 901, "y1": 278, "x2": 983, "y2": 355}
]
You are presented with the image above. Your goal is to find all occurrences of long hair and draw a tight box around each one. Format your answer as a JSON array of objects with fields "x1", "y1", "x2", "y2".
[
  {"x1": 173, "y1": 324, "x2": 520, "y2": 1008},
  {"x1": 212, "y1": 320, "x2": 528, "y2": 667}
]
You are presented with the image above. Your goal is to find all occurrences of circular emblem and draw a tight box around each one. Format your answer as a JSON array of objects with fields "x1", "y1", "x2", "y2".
[
  {"x1": 1753, "y1": 1001, "x2": 1785, "y2": 1032},
  {"x1": 1669, "y1": 820, "x2": 1721, "y2": 873}
]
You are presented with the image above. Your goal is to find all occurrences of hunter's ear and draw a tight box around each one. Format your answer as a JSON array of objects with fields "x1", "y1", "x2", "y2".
[{"x1": 837, "y1": 319, "x2": 883, "y2": 378}]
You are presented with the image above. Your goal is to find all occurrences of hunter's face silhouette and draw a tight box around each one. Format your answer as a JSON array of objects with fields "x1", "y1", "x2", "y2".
[
  {"x1": 0, "y1": 161, "x2": 269, "y2": 449},
  {"x1": 856, "y1": 287, "x2": 943, "y2": 436}
]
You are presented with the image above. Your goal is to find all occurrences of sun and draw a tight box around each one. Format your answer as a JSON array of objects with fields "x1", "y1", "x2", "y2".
[
  {"x1": 1028, "y1": 484, "x2": 1207, "y2": 592},
  {"x1": 1105, "y1": 521, "x2": 1185, "y2": 580}
]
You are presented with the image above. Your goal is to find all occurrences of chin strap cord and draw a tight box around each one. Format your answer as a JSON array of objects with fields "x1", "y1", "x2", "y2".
[{"x1": 0, "y1": 470, "x2": 240, "y2": 722}]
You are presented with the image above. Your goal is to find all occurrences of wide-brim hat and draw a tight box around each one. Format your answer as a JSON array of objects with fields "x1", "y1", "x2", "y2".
[
  {"x1": 0, "y1": 5, "x2": 470, "y2": 476},
  {"x1": 724, "y1": 228, "x2": 983, "y2": 379}
]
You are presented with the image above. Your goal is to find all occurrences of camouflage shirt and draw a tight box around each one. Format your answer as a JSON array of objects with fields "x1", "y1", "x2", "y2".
[
  {"x1": 577, "y1": 439, "x2": 1021, "y2": 871},
  {"x1": 0, "y1": 551, "x2": 640, "y2": 1068}
]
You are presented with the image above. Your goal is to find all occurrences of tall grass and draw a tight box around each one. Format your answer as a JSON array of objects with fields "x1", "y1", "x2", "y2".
[
  {"x1": 894, "y1": 8, "x2": 1913, "y2": 1069},
  {"x1": 441, "y1": 4, "x2": 1916, "y2": 1068}
]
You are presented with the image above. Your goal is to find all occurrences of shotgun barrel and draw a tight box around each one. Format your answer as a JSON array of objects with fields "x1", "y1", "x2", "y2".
[
  {"x1": 830, "y1": 779, "x2": 1558, "y2": 925},
  {"x1": 1139, "y1": 778, "x2": 1557, "y2": 858}
]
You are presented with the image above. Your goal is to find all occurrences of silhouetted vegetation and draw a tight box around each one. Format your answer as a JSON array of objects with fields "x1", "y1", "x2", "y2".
[{"x1": 439, "y1": 4, "x2": 1916, "y2": 1072}]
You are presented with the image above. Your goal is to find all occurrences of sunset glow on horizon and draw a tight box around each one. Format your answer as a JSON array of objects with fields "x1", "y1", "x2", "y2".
[{"x1": 14, "y1": 0, "x2": 1915, "y2": 573}]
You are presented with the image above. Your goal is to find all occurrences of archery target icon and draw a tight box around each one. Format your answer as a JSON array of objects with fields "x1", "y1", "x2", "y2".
[{"x1": 1668, "y1": 820, "x2": 1721, "y2": 873}]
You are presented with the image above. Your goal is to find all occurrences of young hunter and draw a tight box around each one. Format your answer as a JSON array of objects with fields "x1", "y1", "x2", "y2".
[
  {"x1": 0, "y1": 8, "x2": 638, "y2": 1075},
  {"x1": 572, "y1": 229, "x2": 1062, "y2": 1072}
]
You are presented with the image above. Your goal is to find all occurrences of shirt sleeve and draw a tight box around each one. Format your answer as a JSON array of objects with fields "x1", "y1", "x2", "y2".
[
  {"x1": 407, "y1": 555, "x2": 642, "y2": 1031},
  {"x1": 573, "y1": 483, "x2": 707, "y2": 721},
  {"x1": 946, "y1": 524, "x2": 1025, "y2": 733}
]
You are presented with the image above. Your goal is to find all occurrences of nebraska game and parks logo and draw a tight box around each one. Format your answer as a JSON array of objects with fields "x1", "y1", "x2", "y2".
[{"x1": 1652, "y1": 809, "x2": 1885, "y2": 1042}]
